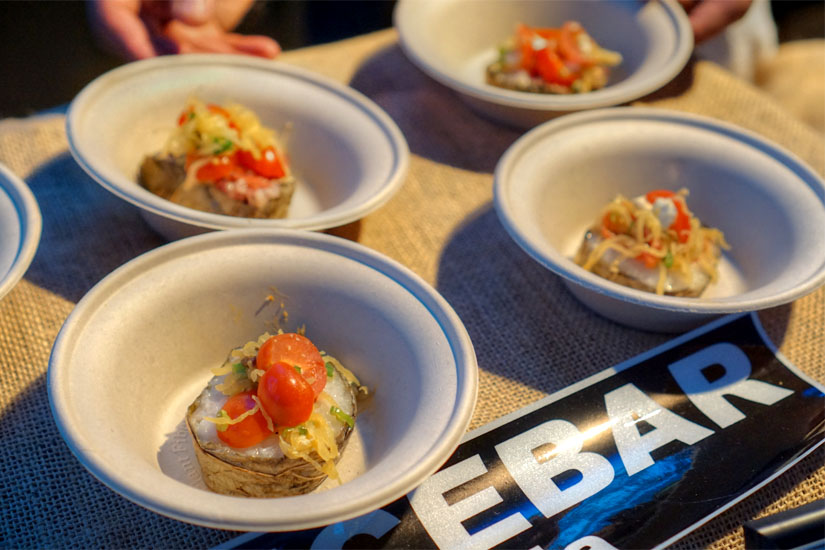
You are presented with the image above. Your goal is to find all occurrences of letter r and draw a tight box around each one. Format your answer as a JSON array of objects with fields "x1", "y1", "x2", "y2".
[{"x1": 668, "y1": 342, "x2": 793, "y2": 428}]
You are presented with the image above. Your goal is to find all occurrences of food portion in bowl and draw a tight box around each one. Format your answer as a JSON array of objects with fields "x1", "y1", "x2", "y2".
[
  {"x1": 575, "y1": 189, "x2": 729, "y2": 297},
  {"x1": 486, "y1": 22, "x2": 622, "y2": 94},
  {"x1": 187, "y1": 330, "x2": 367, "y2": 497},
  {"x1": 138, "y1": 96, "x2": 296, "y2": 219}
]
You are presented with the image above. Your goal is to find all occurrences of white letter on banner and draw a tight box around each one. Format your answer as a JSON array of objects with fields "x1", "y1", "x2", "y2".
[
  {"x1": 564, "y1": 535, "x2": 620, "y2": 550},
  {"x1": 310, "y1": 509, "x2": 400, "y2": 549},
  {"x1": 495, "y1": 420, "x2": 614, "y2": 518},
  {"x1": 668, "y1": 342, "x2": 794, "y2": 428},
  {"x1": 408, "y1": 454, "x2": 532, "y2": 550},
  {"x1": 606, "y1": 383, "x2": 714, "y2": 476}
]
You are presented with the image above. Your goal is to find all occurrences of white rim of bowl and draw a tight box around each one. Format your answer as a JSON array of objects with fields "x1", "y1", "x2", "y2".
[
  {"x1": 394, "y1": 0, "x2": 693, "y2": 111},
  {"x1": 66, "y1": 54, "x2": 410, "y2": 232},
  {"x1": 493, "y1": 107, "x2": 825, "y2": 313},
  {"x1": 48, "y1": 228, "x2": 478, "y2": 531},
  {"x1": 0, "y1": 163, "x2": 42, "y2": 300}
]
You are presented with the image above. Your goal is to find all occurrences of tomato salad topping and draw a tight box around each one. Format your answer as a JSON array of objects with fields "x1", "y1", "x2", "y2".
[
  {"x1": 487, "y1": 22, "x2": 622, "y2": 94},
  {"x1": 164, "y1": 96, "x2": 293, "y2": 209}
]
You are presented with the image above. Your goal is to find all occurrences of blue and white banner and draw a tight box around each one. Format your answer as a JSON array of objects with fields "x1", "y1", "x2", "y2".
[{"x1": 220, "y1": 313, "x2": 825, "y2": 550}]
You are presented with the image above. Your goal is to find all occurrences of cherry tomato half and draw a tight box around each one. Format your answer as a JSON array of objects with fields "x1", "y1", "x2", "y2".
[
  {"x1": 256, "y1": 333, "x2": 327, "y2": 397},
  {"x1": 216, "y1": 391, "x2": 273, "y2": 448},
  {"x1": 237, "y1": 147, "x2": 286, "y2": 179},
  {"x1": 257, "y1": 361, "x2": 315, "y2": 427}
]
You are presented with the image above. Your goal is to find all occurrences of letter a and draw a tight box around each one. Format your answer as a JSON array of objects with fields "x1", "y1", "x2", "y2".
[{"x1": 605, "y1": 383, "x2": 714, "y2": 476}]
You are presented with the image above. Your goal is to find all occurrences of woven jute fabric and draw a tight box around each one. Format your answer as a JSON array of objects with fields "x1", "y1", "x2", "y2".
[{"x1": 1, "y1": 30, "x2": 823, "y2": 549}]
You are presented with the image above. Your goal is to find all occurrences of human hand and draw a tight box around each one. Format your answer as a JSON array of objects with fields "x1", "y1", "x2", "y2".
[
  {"x1": 87, "y1": 0, "x2": 280, "y2": 61},
  {"x1": 677, "y1": 0, "x2": 753, "y2": 44}
]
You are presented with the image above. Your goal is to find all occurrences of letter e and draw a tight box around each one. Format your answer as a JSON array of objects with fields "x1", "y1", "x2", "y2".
[{"x1": 409, "y1": 455, "x2": 532, "y2": 550}]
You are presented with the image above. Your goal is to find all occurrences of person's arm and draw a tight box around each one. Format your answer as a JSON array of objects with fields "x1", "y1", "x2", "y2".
[
  {"x1": 87, "y1": 0, "x2": 280, "y2": 61},
  {"x1": 677, "y1": 0, "x2": 754, "y2": 44}
]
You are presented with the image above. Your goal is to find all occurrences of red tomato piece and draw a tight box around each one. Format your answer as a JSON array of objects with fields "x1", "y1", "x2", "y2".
[
  {"x1": 177, "y1": 108, "x2": 194, "y2": 126},
  {"x1": 216, "y1": 391, "x2": 273, "y2": 448},
  {"x1": 516, "y1": 23, "x2": 537, "y2": 72},
  {"x1": 207, "y1": 104, "x2": 241, "y2": 134},
  {"x1": 237, "y1": 147, "x2": 286, "y2": 179},
  {"x1": 645, "y1": 189, "x2": 675, "y2": 203},
  {"x1": 602, "y1": 212, "x2": 628, "y2": 235},
  {"x1": 636, "y1": 251, "x2": 660, "y2": 269},
  {"x1": 535, "y1": 47, "x2": 575, "y2": 86},
  {"x1": 196, "y1": 154, "x2": 238, "y2": 182},
  {"x1": 558, "y1": 22, "x2": 588, "y2": 67},
  {"x1": 207, "y1": 104, "x2": 231, "y2": 118},
  {"x1": 256, "y1": 333, "x2": 327, "y2": 397},
  {"x1": 257, "y1": 361, "x2": 315, "y2": 427},
  {"x1": 646, "y1": 190, "x2": 691, "y2": 243},
  {"x1": 533, "y1": 28, "x2": 561, "y2": 41},
  {"x1": 671, "y1": 200, "x2": 692, "y2": 243}
]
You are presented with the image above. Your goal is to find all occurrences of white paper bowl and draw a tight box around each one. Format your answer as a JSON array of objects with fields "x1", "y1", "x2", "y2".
[
  {"x1": 0, "y1": 163, "x2": 41, "y2": 300},
  {"x1": 394, "y1": 0, "x2": 692, "y2": 128},
  {"x1": 48, "y1": 229, "x2": 477, "y2": 531},
  {"x1": 67, "y1": 55, "x2": 409, "y2": 240},
  {"x1": 494, "y1": 108, "x2": 825, "y2": 332}
]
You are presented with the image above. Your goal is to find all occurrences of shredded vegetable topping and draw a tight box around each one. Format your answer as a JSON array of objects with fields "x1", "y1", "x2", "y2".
[
  {"x1": 203, "y1": 328, "x2": 365, "y2": 480},
  {"x1": 163, "y1": 96, "x2": 286, "y2": 161},
  {"x1": 577, "y1": 189, "x2": 730, "y2": 295},
  {"x1": 280, "y1": 411, "x2": 341, "y2": 481},
  {"x1": 206, "y1": 401, "x2": 262, "y2": 432}
]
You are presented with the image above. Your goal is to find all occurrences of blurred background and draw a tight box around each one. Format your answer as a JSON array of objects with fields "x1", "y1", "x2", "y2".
[{"x1": 0, "y1": 0, "x2": 821, "y2": 119}]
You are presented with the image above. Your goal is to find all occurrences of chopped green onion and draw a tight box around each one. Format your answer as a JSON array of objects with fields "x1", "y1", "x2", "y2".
[
  {"x1": 216, "y1": 410, "x2": 230, "y2": 432},
  {"x1": 664, "y1": 250, "x2": 674, "y2": 268},
  {"x1": 232, "y1": 363, "x2": 246, "y2": 374},
  {"x1": 284, "y1": 425, "x2": 308, "y2": 437},
  {"x1": 325, "y1": 362, "x2": 334, "y2": 378},
  {"x1": 294, "y1": 365, "x2": 302, "y2": 373},
  {"x1": 330, "y1": 406, "x2": 354, "y2": 428},
  {"x1": 213, "y1": 137, "x2": 233, "y2": 154}
]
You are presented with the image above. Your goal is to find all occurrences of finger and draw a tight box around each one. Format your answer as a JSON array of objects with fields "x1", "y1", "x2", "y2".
[
  {"x1": 224, "y1": 33, "x2": 281, "y2": 59},
  {"x1": 164, "y1": 20, "x2": 279, "y2": 58},
  {"x1": 87, "y1": 0, "x2": 158, "y2": 60},
  {"x1": 214, "y1": 0, "x2": 256, "y2": 30},
  {"x1": 676, "y1": 0, "x2": 699, "y2": 12},
  {"x1": 170, "y1": 0, "x2": 217, "y2": 26},
  {"x1": 689, "y1": 0, "x2": 752, "y2": 44}
]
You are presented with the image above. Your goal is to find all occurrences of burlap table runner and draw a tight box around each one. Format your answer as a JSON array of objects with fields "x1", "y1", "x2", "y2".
[{"x1": 1, "y1": 29, "x2": 822, "y2": 549}]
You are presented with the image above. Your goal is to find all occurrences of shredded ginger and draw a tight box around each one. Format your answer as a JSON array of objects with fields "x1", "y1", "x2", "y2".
[
  {"x1": 163, "y1": 96, "x2": 286, "y2": 160},
  {"x1": 280, "y1": 411, "x2": 342, "y2": 481}
]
